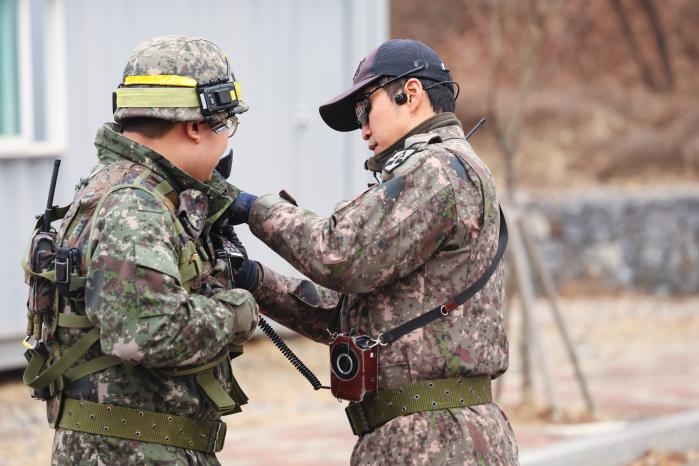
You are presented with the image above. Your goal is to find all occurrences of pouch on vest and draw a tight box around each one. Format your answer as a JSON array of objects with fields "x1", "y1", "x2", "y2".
[
  {"x1": 21, "y1": 161, "x2": 66, "y2": 400},
  {"x1": 23, "y1": 229, "x2": 57, "y2": 370}
]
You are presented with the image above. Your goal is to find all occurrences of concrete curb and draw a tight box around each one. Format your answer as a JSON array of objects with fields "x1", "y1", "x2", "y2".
[{"x1": 519, "y1": 409, "x2": 699, "y2": 466}]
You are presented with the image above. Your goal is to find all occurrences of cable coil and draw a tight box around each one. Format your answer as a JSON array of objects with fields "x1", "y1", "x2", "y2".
[{"x1": 258, "y1": 317, "x2": 326, "y2": 390}]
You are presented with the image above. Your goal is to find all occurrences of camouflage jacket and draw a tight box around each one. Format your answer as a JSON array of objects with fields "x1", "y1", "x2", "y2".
[
  {"x1": 50, "y1": 123, "x2": 258, "y2": 465},
  {"x1": 249, "y1": 113, "x2": 517, "y2": 464},
  {"x1": 251, "y1": 112, "x2": 508, "y2": 389}
]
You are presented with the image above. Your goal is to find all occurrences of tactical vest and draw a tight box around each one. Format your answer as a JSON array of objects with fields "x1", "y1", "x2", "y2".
[{"x1": 21, "y1": 164, "x2": 246, "y2": 453}]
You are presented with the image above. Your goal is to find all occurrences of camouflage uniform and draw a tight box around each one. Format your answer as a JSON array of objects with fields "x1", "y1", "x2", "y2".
[
  {"x1": 250, "y1": 113, "x2": 519, "y2": 465},
  {"x1": 49, "y1": 123, "x2": 258, "y2": 465}
]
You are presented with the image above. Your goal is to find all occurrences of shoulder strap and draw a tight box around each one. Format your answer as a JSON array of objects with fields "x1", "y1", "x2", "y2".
[
  {"x1": 378, "y1": 207, "x2": 508, "y2": 345},
  {"x1": 84, "y1": 171, "x2": 173, "y2": 265},
  {"x1": 33, "y1": 205, "x2": 71, "y2": 232},
  {"x1": 84, "y1": 174, "x2": 204, "y2": 290},
  {"x1": 441, "y1": 145, "x2": 495, "y2": 220}
]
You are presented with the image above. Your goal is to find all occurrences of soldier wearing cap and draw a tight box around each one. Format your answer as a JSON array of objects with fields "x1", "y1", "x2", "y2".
[
  {"x1": 225, "y1": 39, "x2": 519, "y2": 464},
  {"x1": 23, "y1": 35, "x2": 260, "y2": 465}
]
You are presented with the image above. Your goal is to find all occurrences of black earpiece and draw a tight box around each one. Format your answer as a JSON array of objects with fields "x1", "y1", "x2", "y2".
[{"x1": 394, "y1": 93, "x2": 408, "y2": 105}]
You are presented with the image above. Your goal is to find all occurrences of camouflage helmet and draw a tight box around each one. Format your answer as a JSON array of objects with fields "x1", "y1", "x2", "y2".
[{"x1": 113, "y1": 35, "x2": 248, "y2": 123}]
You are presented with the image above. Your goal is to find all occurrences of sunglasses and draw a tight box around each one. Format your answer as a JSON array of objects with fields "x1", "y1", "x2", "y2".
[{"x1": 354, "y1": 64, "x2": 427, "y2": 126}]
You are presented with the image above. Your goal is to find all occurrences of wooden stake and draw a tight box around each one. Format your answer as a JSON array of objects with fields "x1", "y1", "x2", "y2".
[
  {"x1": 494, "y1": 269, "x2": 517, "y2": 401},
  {"x1": 509, "y1": 210, "x2": 558, "y2": 417},
  {"x1": 520, "y1": 217, "x2": 596, "y2": 416}
]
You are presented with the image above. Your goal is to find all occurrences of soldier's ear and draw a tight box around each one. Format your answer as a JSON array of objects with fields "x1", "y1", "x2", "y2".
[
  {"x1": 404, "y1": 78, "x2": 422, "y2": 102},
  {"x1": 184, "y1": 122, "x2": 202, "y2": 144}
]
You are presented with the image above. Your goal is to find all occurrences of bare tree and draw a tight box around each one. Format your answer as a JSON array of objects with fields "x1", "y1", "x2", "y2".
[
  {"x1": 675, "y1": 0, "x2": 699, "y2": 61},
  {"x1": 640, "y1": 0, "x2": 675, "y2": 89},
  {"x1": 487, "y1": 0, "x2": 563, "y2": 196},
  {"x1": 608, "y1": 0, "x2": 675, "y2": 91},
  {"x1": 487, "y1": 0, "x2": 569, "y2": 414}
]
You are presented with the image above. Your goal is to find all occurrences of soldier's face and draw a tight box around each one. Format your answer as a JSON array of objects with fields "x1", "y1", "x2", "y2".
[
  {"x1": 200, "y1": 125, "x2": 230, "y2": 180},
  {"x1": 359, "y1": 87, "x2": 413, "y2": 154},
  {"x1": 183, "y1": 122, "x2": 229, "y2": 182}
]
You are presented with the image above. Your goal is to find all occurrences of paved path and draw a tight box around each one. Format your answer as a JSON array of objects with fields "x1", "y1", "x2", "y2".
[
  {"x1": 219, "y1": 296, "x2": 699, "y2": 465},
  {"x1": 1, "y1": 296, "x2": 698, "y2": 465}
]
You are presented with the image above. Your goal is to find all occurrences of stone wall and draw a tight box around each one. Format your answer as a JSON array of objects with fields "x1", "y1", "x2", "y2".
[{"x1": 521, "y1": 188, "x2": 699, "y2": 295}]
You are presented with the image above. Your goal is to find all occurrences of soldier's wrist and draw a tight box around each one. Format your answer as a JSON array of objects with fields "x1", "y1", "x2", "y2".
[
  {"x1": 229, "y1": 192, "x2": 258, "y2": 225},
  {"x1": 233, "y1": 259, "x2": 259, "y2": 292}
]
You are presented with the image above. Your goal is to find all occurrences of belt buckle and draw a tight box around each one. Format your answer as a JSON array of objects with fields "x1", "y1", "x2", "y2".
[
  {"x1": 210, "y1": 420, "x2": 227, "y2": 452},
  {"x1": 345, "y1": 403, "x2": 372, "y2": 436}
]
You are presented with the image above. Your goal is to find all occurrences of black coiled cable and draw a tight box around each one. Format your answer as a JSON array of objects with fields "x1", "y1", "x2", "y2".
[{"x1": 257, "y1": 317, "x2": 328, "y2": 391}]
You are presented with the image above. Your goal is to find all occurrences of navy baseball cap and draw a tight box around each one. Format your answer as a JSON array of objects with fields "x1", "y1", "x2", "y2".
[{"x1": 319, "y1": 39, "x2": 453, "y2": 132}]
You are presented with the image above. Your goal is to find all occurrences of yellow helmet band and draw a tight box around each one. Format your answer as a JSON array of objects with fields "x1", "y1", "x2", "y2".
[
  {"x1": 124, "y1": 75, "x2": 198, "y2": 87},
  {"x1": 115, "y1": 79, "x2": 243, "y2": 109}
]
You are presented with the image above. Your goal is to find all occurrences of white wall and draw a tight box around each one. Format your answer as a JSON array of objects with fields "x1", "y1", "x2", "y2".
[{"x1": 0, "y1": 0, "x2": 389, "y2": 369}]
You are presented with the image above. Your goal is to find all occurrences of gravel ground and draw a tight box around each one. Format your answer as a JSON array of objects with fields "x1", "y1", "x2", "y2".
[{"x1": 1, "y1": 295, "x2": 698, "y2": 466}]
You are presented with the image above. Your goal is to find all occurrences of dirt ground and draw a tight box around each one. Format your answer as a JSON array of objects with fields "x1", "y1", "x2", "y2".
[{"x1": 1, "y1": 294, "x2": 698, "y2": 465}]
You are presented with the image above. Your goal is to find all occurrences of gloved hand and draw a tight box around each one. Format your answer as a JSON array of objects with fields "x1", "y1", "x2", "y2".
[
  {"x1": 226, "y1": 192, "x2": 258, "y2": 225},
  {"x1": 211, "y1": 223, "x2": 259, "y2": 291}
]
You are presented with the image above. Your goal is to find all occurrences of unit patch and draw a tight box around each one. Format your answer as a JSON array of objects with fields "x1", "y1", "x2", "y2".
[{"x1": 383, "y1": 148, "x2": 417, "y2": 174}]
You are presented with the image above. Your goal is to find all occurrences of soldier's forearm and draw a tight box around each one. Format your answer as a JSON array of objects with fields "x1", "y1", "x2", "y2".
[
  {"x1": 253, "y1": 263, "x2": 337, "y2": 344},
  {"x1": 211, "y1": 288, "x2": 259, "y2": 346},
  {"x1": 249, "y1": 184, "x2": 456, "y2": 294}
]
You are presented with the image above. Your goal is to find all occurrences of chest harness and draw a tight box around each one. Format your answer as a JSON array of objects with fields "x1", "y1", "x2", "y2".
[{"x1": 21, "y1": 163, "x2": 246, "y2": 453}]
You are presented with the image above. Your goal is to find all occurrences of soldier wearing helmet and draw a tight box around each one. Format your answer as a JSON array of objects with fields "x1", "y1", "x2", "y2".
[
  {"x1": 26, "y1": 35, "x2": 259, "y2": 464},
  {"x1": 222, "y1": 39, "x2": 519, "y2": 465}
]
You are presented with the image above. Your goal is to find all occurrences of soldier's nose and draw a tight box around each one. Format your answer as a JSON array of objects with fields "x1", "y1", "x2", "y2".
[{"x1": 361, "y1": 123, "x2": 371, "y2": 141}]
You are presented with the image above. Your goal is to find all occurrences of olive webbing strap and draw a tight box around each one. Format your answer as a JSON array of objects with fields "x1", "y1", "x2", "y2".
[
  {"x1": 84, "y1": 178, "x2": 153, "y2": 265},
  {"x1": 228, "y1": 373, "x2": 248, "y2": 407},
  {"x1": 57, "y1": 313, "x2": 92, "y2": 328},
  {"x1": 161, "y1": 351, "x2": 248, "y2": 415},
  {"x1": 205, "y1": 197, "x2": 234, "y2": 228},
  {"x1": 58, "y1": 398, "x2": 227, "y2": 453},
  {"x1": 20, "y1": 256, "x2": 56, "y2": 281},
  {"x1": 64, "y1": 355, "x2": 122, "y2": 384},
  {"x1": 161, "y1": 352, "x2": 230, "y2": 377},
  {"x1": 82, "y1": 175, "x2": 197, "y2": 286},
  {"x1": 345, "y1": 376, "x2": 492, "y2": 436},
  {"x1": 23, "y1": 328, "x2": 100, "y2": 389},
  {"x1": 33, "y1": 205, "x2": 71, "y2": 231},
  {"x1": 178, "y1": 241, "x2": 201, "y2": 285},
  {"x1": 152, "y1": 180, "x2": 206, "y2": 289},
  {"x1": 195, "y1": 371, "x2": 242, "y2": 415},
  {"x1": 379, "y1": 207, "x2": 508, "y2": 345},
  {"x1": 150, "y1": 179, "x2": 206, "y2": 287},
  {"x1": 152, "y1": 180, "x2": 176, "y2": 211}
]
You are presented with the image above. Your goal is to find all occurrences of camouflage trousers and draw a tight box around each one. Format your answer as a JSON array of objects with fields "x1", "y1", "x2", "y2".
[
  {"x1": 351, "y1": 403, "x2": 519, "y2": 466},
  {"x1": 52, "y1": 429, "x2": 220, "y2": 466}
]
